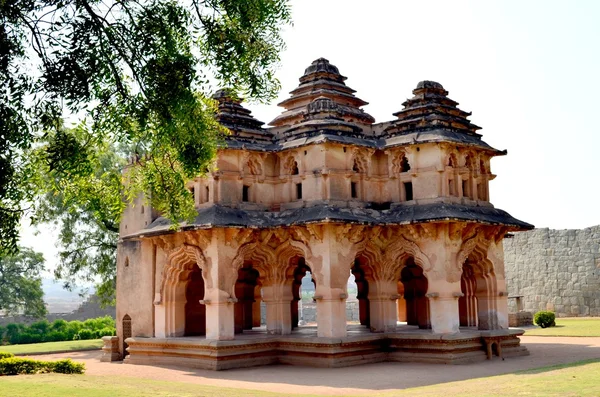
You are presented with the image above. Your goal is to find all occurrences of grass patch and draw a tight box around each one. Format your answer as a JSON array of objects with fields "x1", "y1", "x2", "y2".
[
  {"x1": 1, "y1": 339, "x2": 102, "y2": 355},
  {"x1": 524, "y1": 318, "x2": 600, "y2": 337},
  {"x1": 0, "y1": 374, "x2": 314, "y2": 397},
  {"x1": 1, "y1": 360, "x2": 600, "y2": 397}
]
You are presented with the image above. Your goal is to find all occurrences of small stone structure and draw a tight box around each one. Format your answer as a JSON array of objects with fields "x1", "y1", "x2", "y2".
[
  {"x1": 504, "y1": 226, "x2": 600, "y2": 317},
  {"x1": 115, "y1": 58, "x2": 532, "y2": 369}
]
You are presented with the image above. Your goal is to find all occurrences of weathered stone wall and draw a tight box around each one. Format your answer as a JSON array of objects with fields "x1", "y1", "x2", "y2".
[{"x1": 504, "y1": 226, "x2": 600, "y2": 317}]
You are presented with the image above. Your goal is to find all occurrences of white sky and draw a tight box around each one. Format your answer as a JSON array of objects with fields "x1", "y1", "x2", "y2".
[{"x1": 21, "y1": 0, "x2": 600, "y2": 274}]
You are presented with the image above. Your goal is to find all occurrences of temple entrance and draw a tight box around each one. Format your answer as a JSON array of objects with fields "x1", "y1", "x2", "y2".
[
  {"x1": 234, "y1": 264, "x2": 261, "y2": 334},
  {"x1": 184, "y1": 266, "x2": 206, "y2": 336},
  {"x1": 291, "y1": 257, "x2": 313, "y2": 329},
  {"x1": 459, "y1": 262, "x2": 478, "y2": 327},
  {"x1": 460, "y1": 255, "x2": 499, "y2": 330},
  {"x1": 351, "y1": 259, "x2": 370, "y2": 327},
  {"x1": 399, "y1": 258, "x2": 430, "y2": 329}
]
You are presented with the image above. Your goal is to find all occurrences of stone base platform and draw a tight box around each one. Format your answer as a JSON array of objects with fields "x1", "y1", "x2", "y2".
[{"x1": 124, "y1": 325, "x2": 528, "y2": 370}]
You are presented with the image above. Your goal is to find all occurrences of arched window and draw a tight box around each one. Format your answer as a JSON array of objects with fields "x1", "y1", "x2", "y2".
[
  {"x1": 122, "y1": 314, "x2": 132, "y2": 356},
  {"x1": 291, "y1": 161, "x2": 299, "y2": 175},
  {"x1": 400, "y1": 155, "x2": 411, "y2": 172}
]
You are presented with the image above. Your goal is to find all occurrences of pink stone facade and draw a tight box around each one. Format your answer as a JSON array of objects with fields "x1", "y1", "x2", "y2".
[{"x1": 115, "y1": 58, "x2": 532, "y2": 368}]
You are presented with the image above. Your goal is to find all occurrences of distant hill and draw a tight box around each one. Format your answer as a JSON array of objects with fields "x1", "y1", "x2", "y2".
[{"x1": 42, "y1": 278, "x2": 92, "y2": 313}]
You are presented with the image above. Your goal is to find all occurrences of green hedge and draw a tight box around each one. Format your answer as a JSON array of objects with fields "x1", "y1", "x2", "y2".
[
  {"x1": 0, "y1": 316, "x2": 116, "y2": 345},
  {"x1": 534, "y1": 311, "x2": 556, "y2": 328},
  {"x1": 0, "y1": 357, "x2": 85, "y2": 375}
]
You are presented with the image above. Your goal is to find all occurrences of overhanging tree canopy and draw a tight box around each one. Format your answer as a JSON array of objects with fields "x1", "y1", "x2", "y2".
[
  {"x1": 1, "y1": 0, "x2": 291, "y2": 302},
  {"x1": 1, "y1": 0, "x2": 291, "y2": 253}
]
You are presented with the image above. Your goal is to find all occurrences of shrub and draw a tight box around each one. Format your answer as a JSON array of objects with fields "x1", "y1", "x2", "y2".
[
  {"x1": 51, "y1": 319, "x2": 68, "y2": 332},
  {"x1": 0, "y1": 352, "x2": 14, "y2": 359},
  {"x1": 0, "y1": 357, "x2": 85, "y2": 375},
  {"x1": 0, "y1": 357, "x2": 49, "y2": 375},
  {"x1": 94, "y1": 327, "x2": 116, "y2": 339},
  {"x1": 16, "y1": 332, "x2": 43, "y2": 345},
  {"x1": 45, "y1": 331, "x2": 68, "y2": 342},
  {"x1": 75, "y1": 329, "x2": 95, "y2": 340},
  {"x1": 48, "y1": 359, "x2": 85, "y2": 374},
  {"x1": 534, "y1": 311, "x2": 556, "y2": 328}
]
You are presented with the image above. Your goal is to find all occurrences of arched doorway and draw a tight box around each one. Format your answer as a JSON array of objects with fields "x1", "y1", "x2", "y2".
[
  {"x1": 291, "y1": 257, "x2": 313, "y2": 329},
  {"x1": 351, "y1": 258, "x2": 370, "y2": 328},
  {"x1": 460, "y1": 253, "x2": 499, "y2": 330},
  {"x1": 459, "y1": 261, "x2": 477, "y2": 327},
  {"x1": 399, "y1": 257, "x2": 430, "y2": 329},
  {"x1": 184, "y1": 266, "x2": 206, "y2": 336},
  {"x1": 234, "y1": 264, "x2": 261, "y2": 334}
]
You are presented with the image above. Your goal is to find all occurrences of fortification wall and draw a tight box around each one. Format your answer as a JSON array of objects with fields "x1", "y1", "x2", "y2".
[{"x1": 504, "y1": 226, "x2": 600, "y2": 317}]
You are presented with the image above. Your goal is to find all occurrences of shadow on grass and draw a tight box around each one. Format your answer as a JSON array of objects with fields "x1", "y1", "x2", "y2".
[{"x1": 516, "y1": 358, "x2": 600, "y2": 375}]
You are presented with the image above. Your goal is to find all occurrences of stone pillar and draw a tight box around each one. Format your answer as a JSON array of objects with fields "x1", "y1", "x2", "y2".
[
  {"x1": 368, "y1": 280, "x2": 398, "y2": 333},
  {"x1": 423, "y1": 260, "x2": 461, "y2": 334},
  {"x1": 313, "y1": 226, "x2": 352, "y2": 338},
  {"x1": 252, "y1": 289, "x2": 262, "y2": 328},
  {"x1": 202, "y1": 230, "x2": 238, "y2": 341},
  {"x1": 262, "y1": 283, "x2": 293, "y2": 335}
]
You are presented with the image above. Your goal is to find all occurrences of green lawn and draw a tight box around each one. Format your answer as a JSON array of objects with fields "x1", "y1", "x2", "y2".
[
  {"x1": 524, "y1": 318, "x2": 600, "y2": 337},
  {"x1": 0, "y1": 339, "x2": 103, "y2": 355},
  {"x1": 1, "y1": 359, "x2": 599, "y2": 397}
]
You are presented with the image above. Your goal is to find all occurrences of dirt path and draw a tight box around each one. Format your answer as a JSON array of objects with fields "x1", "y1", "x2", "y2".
[{"x1": 28, "y1": 336, "x2": 600, "y2": 396}]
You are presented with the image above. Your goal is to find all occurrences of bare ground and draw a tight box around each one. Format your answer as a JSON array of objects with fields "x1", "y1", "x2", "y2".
[{"x1": 26, "y1": 336, "x2": 600, "y2": 396}]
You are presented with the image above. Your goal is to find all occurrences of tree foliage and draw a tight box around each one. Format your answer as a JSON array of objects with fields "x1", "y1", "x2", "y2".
[
  {"x1": 1, "y1": 0, "x2": 291, "y2": 295},
  {"x1": 0, "y1": 248, "x2": 47, "y2": 318},
  {"x1": 1, "y1": 0, "x2": 291, "y2": 253}
]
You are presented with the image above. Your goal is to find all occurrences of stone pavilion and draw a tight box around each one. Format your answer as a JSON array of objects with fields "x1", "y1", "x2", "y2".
[{"x1": 107, "y1": 58, "x2": 534, "y2": 369}]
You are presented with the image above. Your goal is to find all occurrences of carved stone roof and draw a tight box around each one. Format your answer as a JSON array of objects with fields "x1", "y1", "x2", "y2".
[
  {"x1": 128, "y1": 203, "x2": 533, "y2": 238},
  {"x1": 213, "y1": 89, "x2": 272, "y2": 143},
  {"x1": 269, "y1": 58, "x2": 375, "y2": 132},
  {"x1": 384, "y1": 81, "x2": 482, "y2": 138}
]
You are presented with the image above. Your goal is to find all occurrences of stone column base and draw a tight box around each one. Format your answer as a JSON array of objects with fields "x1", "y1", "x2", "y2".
[{"x1": 101, "y1": 336, "x2": 121, "y2": 362}]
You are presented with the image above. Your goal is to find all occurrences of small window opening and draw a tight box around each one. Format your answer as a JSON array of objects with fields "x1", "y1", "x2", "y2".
[
  {"x1": 351, "y1": 182, "x2": 358, "y2": 199},
  {"x1": 477, "y1": 183, "x2": 486, "y2": 201},
  {"x1": 304, "y1": 150, "x2": 307, "y2": 155},
  {"x1": 141, "y1": 205, "x2": 144, "y2": 214},
  {"x1": 242, "y1": 185, "x2": 250, "y2": 202},
  {"x1": 291, "y1": 161, "x2": 299, "y2": 175},
  {"x1": 400, "y1": 156, "x2": 411, "y2": 172},
  {"x1": 462, "y1": 180, "x2": 469, "y2": 198},
  {"x1": 404, "y1": 182, "x2": 413, "y2": 201},
  {"x1": 343, "y1": 147, "x2": 347, "y2": 153},
  {"x1": 296, "y1": 183, "x2": 303, "y2": 200},
  {"x1": 205, "y1": 186, "x2": 210, "y2": 202},
  {"x1": 124, "y1": 257, "x2": 129, "y2": 267}
]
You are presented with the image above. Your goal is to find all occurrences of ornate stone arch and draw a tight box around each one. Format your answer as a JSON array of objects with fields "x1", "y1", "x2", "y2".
[
  {"x1": 381, "y1": 235, "x2": 433, "y2": 281},
  {"x1": 280, "y1": 153, "x2": 299, "y2": 176},
  {"x1": 391, "y1": 150, "x2": 411, "y2": 174},
  {"x1": 156, "y1": 244, "x2": 208, "y2": 337},
  {"x1": 447, "y1": 152, "x2": 458, "y2": 168}
]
